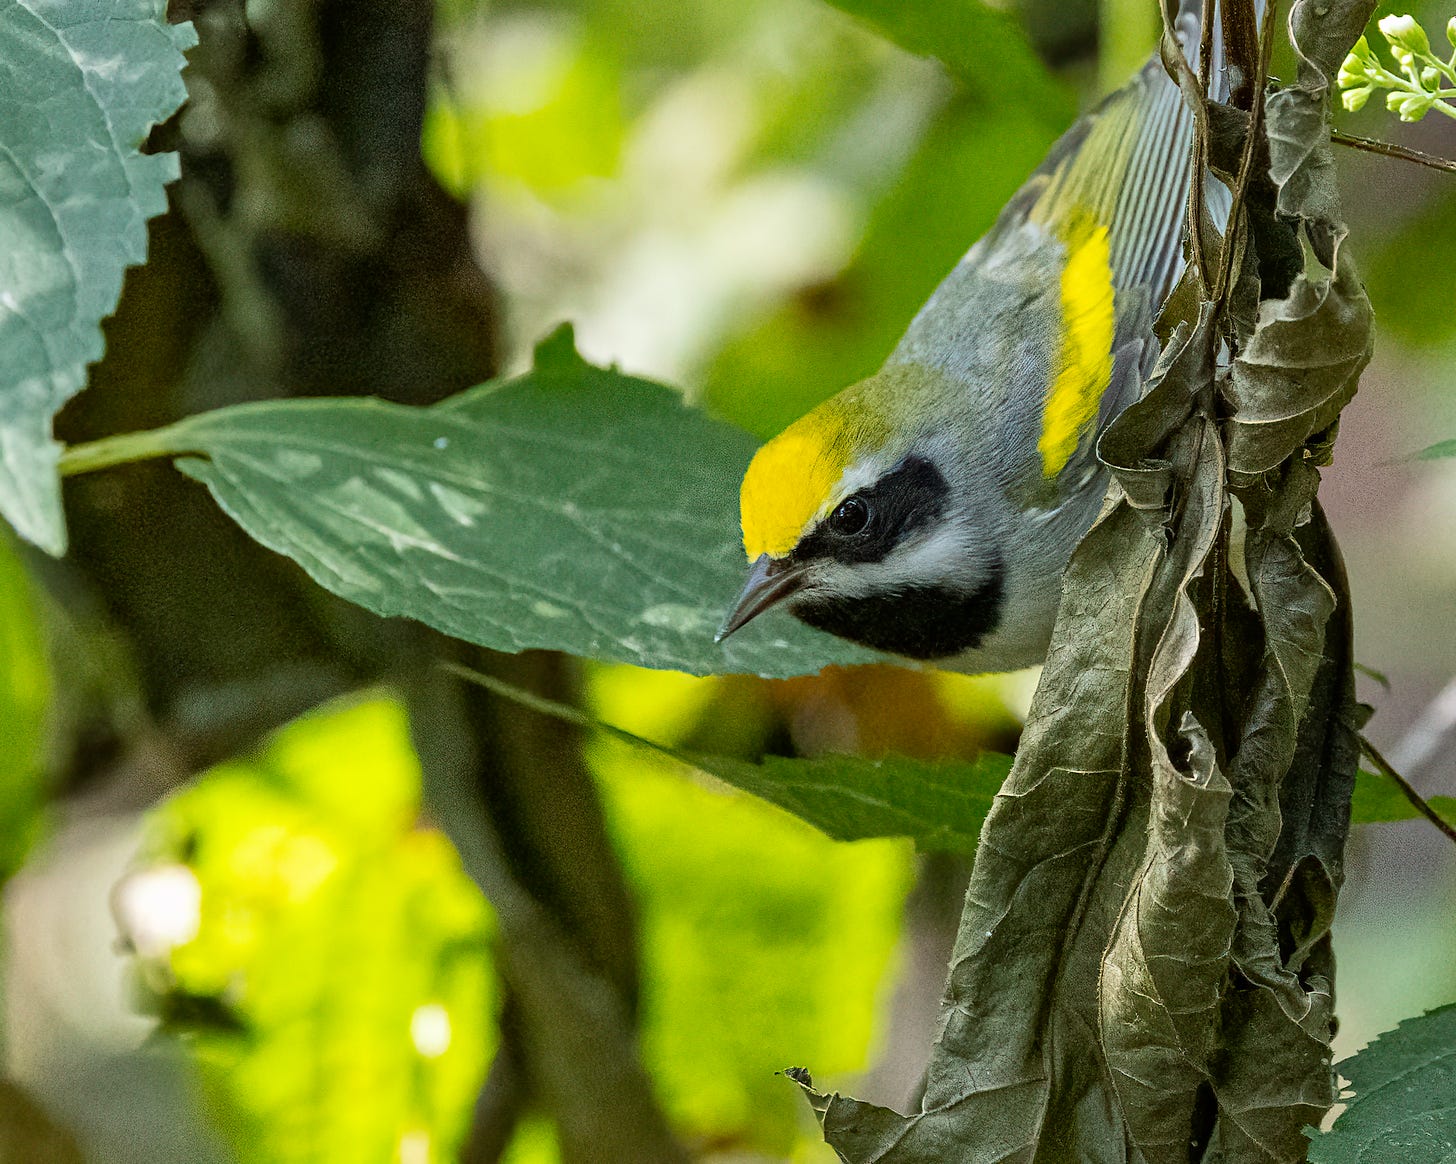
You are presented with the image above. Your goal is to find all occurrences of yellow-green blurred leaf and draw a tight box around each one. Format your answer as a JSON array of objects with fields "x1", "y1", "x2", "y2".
[
  {"x1": 126, "y1": 696, "x2": 493, "y2": 1164},
  {"x1": 822, "y1": 0, "x2": 1063, "y2": 100},
  {"x1": 0, "y1": 533, "x2": 50, "y2": 881},
  {"x1": 424, "y1": 19, "x2": 624, "y2": 198},
  {"x1": 593, "y1": 740, "x2": 912, "y2": 1152},
  {"x1": 1351, "y1": 767, "x2": 1456, "y2": 828}
]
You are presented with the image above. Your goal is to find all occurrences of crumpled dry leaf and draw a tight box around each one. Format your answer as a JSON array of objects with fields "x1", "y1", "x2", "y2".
[{"x1": 796, "y1": 2, "x2": 1376, "y2": 1160}]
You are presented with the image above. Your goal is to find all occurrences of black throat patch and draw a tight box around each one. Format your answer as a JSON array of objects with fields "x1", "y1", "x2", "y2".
[{"x1": 790, "y1": 559, "x2": 1005, "y2": 661}]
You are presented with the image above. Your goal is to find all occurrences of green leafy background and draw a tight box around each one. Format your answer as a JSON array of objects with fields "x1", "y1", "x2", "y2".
[{"x1": 2, "y1": 0, "x2": 1455, "y2": 1160}]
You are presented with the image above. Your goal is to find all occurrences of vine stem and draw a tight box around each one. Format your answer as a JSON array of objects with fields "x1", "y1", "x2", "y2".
[
  {"x1": 57, "y1": 426, "x2": 196, "y2": 477},
  {"x1": 1330, "y1": 127, "x2": 1456, "y2": 174},
  {"x1": 1359, "y1": 733, "x2": 1456, "y2": 846}
]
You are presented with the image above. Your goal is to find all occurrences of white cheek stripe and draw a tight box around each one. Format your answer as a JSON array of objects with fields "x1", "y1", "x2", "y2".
[{"x1": 810, "y1": 522, "x2": 987, "y2": 599}]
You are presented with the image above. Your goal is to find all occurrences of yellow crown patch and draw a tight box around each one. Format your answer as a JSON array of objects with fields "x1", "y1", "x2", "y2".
[{"x1": 740, "y1": 421, "x2": 849, "y2": 559}]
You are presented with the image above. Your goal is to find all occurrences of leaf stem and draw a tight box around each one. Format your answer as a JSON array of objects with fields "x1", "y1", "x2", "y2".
[
  {"x1": 1359, "y1": 733, "x2": 1456, "y2": 846},
  {"x1": 440, "y1": 660, "x2": 684, "y2": 767},
  {"x1": 58, "y1": 426, "x2": 197, "y2": 477},
  {"x1": 1329, "y1": 128, "x2": 1456, "y2": 174}
]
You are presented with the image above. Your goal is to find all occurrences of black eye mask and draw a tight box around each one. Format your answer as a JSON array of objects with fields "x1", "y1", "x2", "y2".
[{"x1": 792, "y1": 456, "x2": 950, "y2": 566}]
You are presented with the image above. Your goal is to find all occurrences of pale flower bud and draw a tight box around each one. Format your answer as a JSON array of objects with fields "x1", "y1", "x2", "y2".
[
  {"x1": 1379, "y1": 14, "x2": 1430, "y2": 58},
  {"x1": 1341, "y1": 85, "x2": 1373, "y2": 113}
]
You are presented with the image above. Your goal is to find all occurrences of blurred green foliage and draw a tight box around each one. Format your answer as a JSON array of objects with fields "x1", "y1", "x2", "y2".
[
  {"x1": 119, "y1": 677, "x2": 923, "y2": 1160},
  {"x1": 0, "y1": 533, "x2": 50, "y2": 882},
  {"x1": 1352, "y1": 766, "x2": 1456, "y2": 825},
  {"x1": 0, "y1": 0, "x2": 1450, "y2": 1157},
  {"x1": 588, "y1": 665, "x2": 913, "y2": 1154},
  {"x1": 126, "y1": 698, "x2": 494, "y2": 1164},
  {"x1": 701, "y1": 88, "x2": 1072, "y2": 436}
]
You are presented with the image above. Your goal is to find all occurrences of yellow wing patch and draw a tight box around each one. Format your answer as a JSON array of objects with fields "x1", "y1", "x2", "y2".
[{"x1": 1039, "y1": 218, "x2": 1115, "y2": 479}]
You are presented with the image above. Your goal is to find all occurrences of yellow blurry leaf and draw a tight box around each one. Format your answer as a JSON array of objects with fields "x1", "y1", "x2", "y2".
[
  {"x1": 125, "y1": 695, "x2": 494, "y2": 1164},
  {"x1": 424, "y1": 21, "x2": 624, "y2": 198},
  {"x1": 594, "y1": 744, "x2": 912, "y2": 1152}
]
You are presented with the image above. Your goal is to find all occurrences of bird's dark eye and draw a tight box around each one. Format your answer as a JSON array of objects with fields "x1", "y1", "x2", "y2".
[{"x1": 829, "y1": 496, "x2": 870, "y2": 536}]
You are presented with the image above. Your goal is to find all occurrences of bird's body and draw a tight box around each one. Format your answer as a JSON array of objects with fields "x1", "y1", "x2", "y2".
[{"x1": 719, "y1": 5, "x2": 1248, "y2": 671}]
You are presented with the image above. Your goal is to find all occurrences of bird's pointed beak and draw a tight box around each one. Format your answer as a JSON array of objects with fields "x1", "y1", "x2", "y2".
[{"x1": 715, "y1": 554, "x2": 807, "y2": 643}]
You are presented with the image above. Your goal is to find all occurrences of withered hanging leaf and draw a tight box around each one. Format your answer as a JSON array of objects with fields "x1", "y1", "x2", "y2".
[
  {"x1": 1224, "y1": 262, "x2": 1372, "y2": 477},
  {"x1": 798, "y1": 493, "x2": 1168, "y2": 1158},
  {"x1": 1264, "y1": 0, "x2": 1378, "y2": 251},
  {"x1": 1100, "y1": 416, "x2": 1238, "y2": 1161},
  {"x1": 798, "y1": 2, "x2": 1377, "y2": 1160}
]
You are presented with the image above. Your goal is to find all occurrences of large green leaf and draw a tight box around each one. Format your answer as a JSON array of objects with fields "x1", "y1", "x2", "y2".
[
  {"x1": 71, "y1": 328, "x2": 878, "y2": 678},
  {"x1": 1308, "y1": 1005, "x2": 1456, "y2": 1163},
  {"x1": 0, "y1": 0, "x2": 193, "y2": 554}
]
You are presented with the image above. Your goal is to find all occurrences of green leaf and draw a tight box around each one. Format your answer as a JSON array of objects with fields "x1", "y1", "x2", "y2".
[
  {"x1": 0, "y1": 0, "x2": 194, "y2": 554},
  {"x1": 83, "y1": 327, "x2": 879, "y2": 678},
  {"x1": 1415, "y1": 439, "x2": 1456, "y2": 461},
  {"x1": 450, "y1": 662, "x2": 1009, "y2": 856},
  {"x1": 688, "y1": 750, "x2": 1009, "y2": 856},
  {"x1": 1308, "y1": 1005, "x2": 1456, "y2": 1163},
  {"x1": 1350, "y1": 768, "x2": 1456, "y2": 828},
  {"x1": 0, "y1": 533, "x2": 51, "y2": 881},
  {"x1": 121, "y1": 696, "x2": 493, "y2": 1164}
]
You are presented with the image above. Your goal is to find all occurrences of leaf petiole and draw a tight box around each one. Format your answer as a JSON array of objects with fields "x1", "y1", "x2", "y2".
[{"x1": 57, "y1": 426, "x2": 197, "y2": 478}]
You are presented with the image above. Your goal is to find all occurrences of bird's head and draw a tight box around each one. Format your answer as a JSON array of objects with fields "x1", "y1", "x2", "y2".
[{"x1": 717, "y1": 369, "x2": 1006, "y2": 661}]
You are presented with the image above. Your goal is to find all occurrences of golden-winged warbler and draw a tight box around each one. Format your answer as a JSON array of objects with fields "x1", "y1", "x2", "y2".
[{"x1": 717, "y1": 1, "x2": 1253, "y2": 671}]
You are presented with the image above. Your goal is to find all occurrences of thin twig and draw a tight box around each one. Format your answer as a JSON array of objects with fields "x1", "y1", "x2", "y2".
[
  {"x1": 1360, "y1": 733, "x2": 1456, "y2": 846},
  {"x1": 1160, "y1": 0, "x2": 1213, "y2": 295},
  {"x1": 1330, "y1": 128, "x2": 1456, "y2": 175},
  {"x1": 1213, "y1": 0, "x2": 1280, "y2": 305}
]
